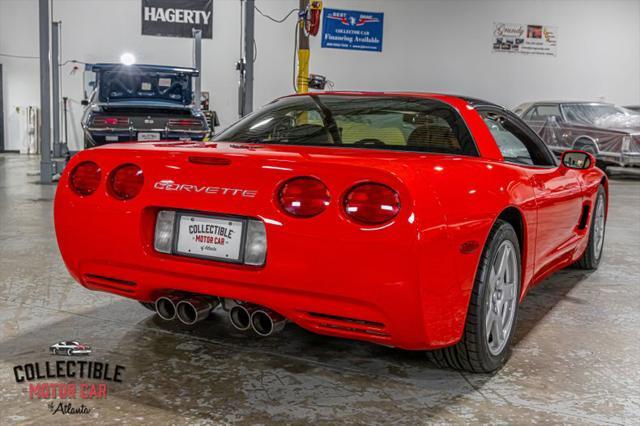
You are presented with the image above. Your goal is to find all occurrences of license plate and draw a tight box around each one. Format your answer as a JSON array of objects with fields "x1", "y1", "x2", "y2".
[
  {"x1": 175, "y1": 214, "x2": 245, "y2": 262},
  {"x1": 137, "y1": 132, "x2": 160, "y2": 141}
]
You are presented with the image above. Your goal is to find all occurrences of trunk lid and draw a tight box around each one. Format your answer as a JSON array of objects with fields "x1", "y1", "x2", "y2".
[{"x1": 93, "y1": 141, "x2": 439, "y2": 218}]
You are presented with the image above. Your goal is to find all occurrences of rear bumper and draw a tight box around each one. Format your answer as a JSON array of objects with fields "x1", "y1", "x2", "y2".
[
  {"x1": 79, "y1": 261, "x2": 408, "y2": 347},
  {"x1": 55, "y1": 204, "x2": 438, "y2": 351}
]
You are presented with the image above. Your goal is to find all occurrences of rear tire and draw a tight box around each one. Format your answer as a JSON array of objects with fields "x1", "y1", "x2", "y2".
[
  {"x1": 427, "y1": 220, "x2": 521, "y2": 373},
  {"x1": 575, "y1": 185, "x2": 607, "y2": 270}
]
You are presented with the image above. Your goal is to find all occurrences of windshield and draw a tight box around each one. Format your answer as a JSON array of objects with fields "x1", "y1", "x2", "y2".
[
  {"x1": 562, "y1": 103, "x2": 639, "y2": 125},
  {"x1": 97, "y1": 69, "x2": 193, "y2": 105},
  {"x1": 215, "y1": 95, "x2": 478, "y2": 155}
]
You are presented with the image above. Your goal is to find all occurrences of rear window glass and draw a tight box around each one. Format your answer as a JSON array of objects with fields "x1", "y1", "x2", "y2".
[
  {"x1": 215, "y1": 95, "x2": 478, "y2": 156},
  {"x1": 98, "y1": 71, "x2": 192, "y2": 104}
]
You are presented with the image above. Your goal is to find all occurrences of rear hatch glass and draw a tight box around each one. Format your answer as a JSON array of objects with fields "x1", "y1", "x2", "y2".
[
  {"x1": 215, "y1": 95, "x2": 478, "y2": 156},
  {"x1": 98, "y1": 68, "x2": 193, "y2": 105}
]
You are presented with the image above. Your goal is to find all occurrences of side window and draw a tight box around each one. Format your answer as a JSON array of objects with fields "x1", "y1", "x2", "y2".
[
  {"x1": 481, "y1": 111, "x2": 554, "y2": 166},
  {"x1": 535, "y1": 105, "x2": 562, "y2": 121},
  {"x1": 523, "y1": 107, "x2": 538, "y2": 121}
]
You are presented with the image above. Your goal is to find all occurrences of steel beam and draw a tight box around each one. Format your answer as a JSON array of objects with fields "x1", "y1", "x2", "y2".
[
  {"x1": 52, "y1": 21, "x2": 61, "y2": 158},
  {"x1": 38, "y1": 0, "x2": 52, "y2": 183},
  {"x1": 193, "y1": 29, "x2": 202, "y2": 107},
  {"x1": 243, "y1": 0, "x2": 254, "y2": 115}
]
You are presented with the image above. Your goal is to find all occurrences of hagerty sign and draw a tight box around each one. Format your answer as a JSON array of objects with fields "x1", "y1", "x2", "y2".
[{"x1": 142, "y1": 0, "x2": 213, "y2": 39}]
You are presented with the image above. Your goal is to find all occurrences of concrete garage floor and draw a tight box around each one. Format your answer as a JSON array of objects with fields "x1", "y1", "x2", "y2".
[{"x1": 0, "y1": 153, "x2": 638, "y2": 425}]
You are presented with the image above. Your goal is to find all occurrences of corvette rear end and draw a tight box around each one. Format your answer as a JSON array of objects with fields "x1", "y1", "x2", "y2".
[{"x1": 54, "y1": 141, "x2": 444, "y2": 349}]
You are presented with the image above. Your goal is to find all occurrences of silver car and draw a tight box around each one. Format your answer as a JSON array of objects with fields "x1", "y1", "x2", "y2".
[{"x1": 515, "y1": 101, "x2": 640, "y2": 170}]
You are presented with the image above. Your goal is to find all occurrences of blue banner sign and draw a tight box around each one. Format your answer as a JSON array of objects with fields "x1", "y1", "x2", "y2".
[{"x1": 321, "y1": 8, "x2": 384, "y2": 52}]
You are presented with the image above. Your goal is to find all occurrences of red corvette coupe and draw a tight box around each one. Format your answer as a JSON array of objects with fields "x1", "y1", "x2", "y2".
[{"x1": 54, "y1": 93, "x2": 607, "y2": 372}]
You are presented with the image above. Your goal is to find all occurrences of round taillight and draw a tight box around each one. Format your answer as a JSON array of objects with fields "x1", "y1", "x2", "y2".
[
  {"x1": 109, "y1": 164, "x2": 144, "y2": 200},
  {"x1": 69, "y1": 161, "x2": 101, "y2": 196},
  {"x1": 344, "y1": 183, "x2": 401, "y2": 225},
  {"x1": 277, "y1": 177, "x2": 330, "y2": 217}
]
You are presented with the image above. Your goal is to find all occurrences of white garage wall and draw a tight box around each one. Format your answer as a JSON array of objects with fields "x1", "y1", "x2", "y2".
[{"x1": 1, "y1": 0, "x2": 639, "y2": 152}]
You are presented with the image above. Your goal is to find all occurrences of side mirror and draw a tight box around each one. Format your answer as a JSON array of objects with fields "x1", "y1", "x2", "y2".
[
  {"x1": 81, "y1": 99, "x2": 89, "y2": 106},
  {"x1": 561, "y1": 150, "x2": 594, "y2": 169}
]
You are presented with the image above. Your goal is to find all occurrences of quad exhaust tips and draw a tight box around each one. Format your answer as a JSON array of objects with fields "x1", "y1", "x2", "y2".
[
  {"x1": 155, "y1": 295, "x2": 219, "y2": 325},
  {"x1": 156, "y1": 295, "x2": 286, "y2": 335}
]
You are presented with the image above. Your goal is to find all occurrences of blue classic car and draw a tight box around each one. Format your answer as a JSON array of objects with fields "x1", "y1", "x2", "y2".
[{"x1": 81, "y1": 64, "x2": 210, "y2": 148}]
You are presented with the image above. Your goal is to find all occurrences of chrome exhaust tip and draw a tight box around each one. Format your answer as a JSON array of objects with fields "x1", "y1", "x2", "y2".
[
  {"x1": 251, "y1": 309, "x2": 286, "y2": 337},
  {"x1": 155, "y1": 296, "x2": 179, "y2": 321},
  {"x1": 176, "y1": 297, "x2": 219, "y2": 325},
  {"x1": 229, "y1": 304, "x2": 254, "y2": 331}
]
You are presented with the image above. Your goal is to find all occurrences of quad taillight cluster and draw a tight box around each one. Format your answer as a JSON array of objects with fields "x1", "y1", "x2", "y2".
[
  {"x1": 69, "y1": 161, "x2": 143, "y2": 200},
  {"x1": 277, "y1": 177, "x2": 401, "y2": 225}
]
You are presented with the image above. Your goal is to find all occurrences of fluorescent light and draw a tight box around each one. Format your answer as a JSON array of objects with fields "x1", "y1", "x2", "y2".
[{"x1": 120, "y1": 52, "x2": 136, "y2": 66}]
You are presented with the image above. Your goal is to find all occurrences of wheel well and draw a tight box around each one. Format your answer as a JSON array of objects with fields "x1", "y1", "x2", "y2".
[{"x1": 497, "y1": 207, "x2": 524, "y2": 255}]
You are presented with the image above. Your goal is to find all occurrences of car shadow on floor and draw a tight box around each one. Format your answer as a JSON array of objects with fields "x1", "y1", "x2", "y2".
[{"x1": 0, "y1": 267, "x2": 592, "y2": 421}]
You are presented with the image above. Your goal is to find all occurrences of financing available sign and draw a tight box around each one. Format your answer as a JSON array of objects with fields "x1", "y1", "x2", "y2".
[
  {"x1": 321, "y1": 8, "x2": 384, "y2": 52},
  {"x1": 493, "y1": 22, "x2": 557, "y2": 56},
  {"x1": 142, "y1": 0, "x2": 213, "y2": 39}
]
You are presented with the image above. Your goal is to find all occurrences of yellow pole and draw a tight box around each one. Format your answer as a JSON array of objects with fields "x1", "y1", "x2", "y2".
[{"x1": 296, "y1": 0, "x2": 310, "y2": 93}]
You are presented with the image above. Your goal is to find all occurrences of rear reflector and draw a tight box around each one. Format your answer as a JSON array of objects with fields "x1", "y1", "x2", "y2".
[
  {"x1": 108, "y1": 164, "x2": 144, "y2": 200},
  {"x1": 69, "y1": 161, "x2": 101, "y2": 196},
  {"x1": 244, "y1": 220, "x2": 267, "y2": 266},
  {"x1": 344, "y1": 183, "x2": 400, "y2": 225},
  {"x1": 154, "y1": 211, "x2": 176, "y2": 254},
  {"x1": 277, "y1": 177, "x2": 330, "y2": 218}
]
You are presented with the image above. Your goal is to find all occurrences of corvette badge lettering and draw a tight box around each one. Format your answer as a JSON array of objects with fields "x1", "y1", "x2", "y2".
[{"x1": 154, "y1": 181, "x2": 257, "y2": 198}]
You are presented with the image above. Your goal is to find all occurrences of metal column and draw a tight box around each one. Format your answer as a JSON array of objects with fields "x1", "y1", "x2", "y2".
[
  {"x1": 192, "y1": 29, "x2": 202, "y2": 107},
  {"x1": 0, "y1": 65, "x2": 4, "y2": 152},
  {"x1": 51, "y1": 21, "x2": 61, "y2": 158},
  {"x1": 38, "y1": 0, "x2": 52, "y2": 183},
  {"x1": 242, "y1": 0, "x2": 254, "y2": 115},
  {"x1": 296, "y1": 0, "x2": 310, "y2": 93}
]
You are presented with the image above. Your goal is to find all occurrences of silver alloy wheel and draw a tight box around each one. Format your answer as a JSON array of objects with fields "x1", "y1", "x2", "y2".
[
  {"x1": 593, "y1": 193, "x2": 606, "y2": 260},
  {"x1": 485, "y1": 240, "x2": 519, "y2": 356}
]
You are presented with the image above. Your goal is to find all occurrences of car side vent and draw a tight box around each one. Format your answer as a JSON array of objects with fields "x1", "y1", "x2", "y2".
[
  {"x1": 304, "y1": 312, "x2": 389, "y2": 336},
  {"x1": 578, "y1": 204, "x2": 591, "y2": 230},
  {"x1": 83, "y1": 274, "x2": 137, "y2": 294}
]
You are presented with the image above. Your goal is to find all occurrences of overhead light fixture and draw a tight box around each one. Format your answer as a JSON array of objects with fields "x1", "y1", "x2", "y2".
[{"x1": 120, "y1": 52, "x2": 136, "y2": 66}]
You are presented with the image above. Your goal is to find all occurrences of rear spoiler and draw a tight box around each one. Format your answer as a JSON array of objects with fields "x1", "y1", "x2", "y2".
[{"x1": 86, "y1": 63, "x2": 199, "y2": 77}]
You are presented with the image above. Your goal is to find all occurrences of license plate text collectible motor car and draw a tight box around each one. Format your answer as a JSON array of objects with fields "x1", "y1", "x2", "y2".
[{"x1": 55, "y1": 93, "x2": 608, "y2": 372}]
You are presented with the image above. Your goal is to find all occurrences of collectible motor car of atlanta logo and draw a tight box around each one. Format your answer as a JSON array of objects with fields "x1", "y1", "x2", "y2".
[{"x1": 11, "y1": 342, "x2": 126, "y2": 415}]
